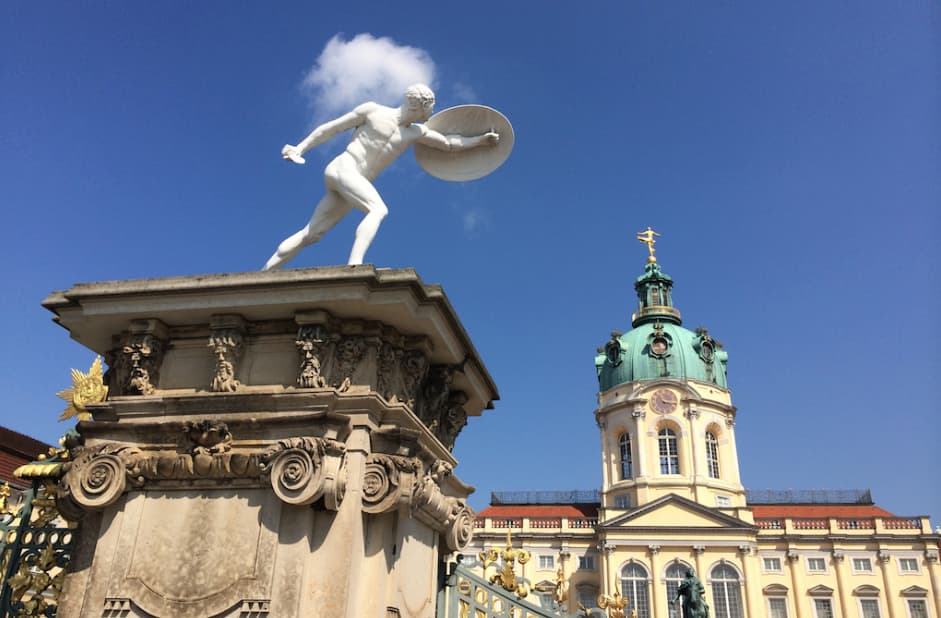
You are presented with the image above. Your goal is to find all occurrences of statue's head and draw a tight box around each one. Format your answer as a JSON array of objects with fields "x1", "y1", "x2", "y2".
[
  {"x1": 686, "y1": 567, "x2": 696, "y2": 577},
  {"x1": 404, "y1": 84, "x2": 435, "y2": 121}
]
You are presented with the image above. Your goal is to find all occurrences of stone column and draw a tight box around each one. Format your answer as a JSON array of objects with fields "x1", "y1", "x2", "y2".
[
  {"x1": 925, "y1": 550, "x2": 941, "y2": 618},
  {"x1": 647, "y1": 545, "x2": 661, "y2": 618},
  {"x1": 831, "y1": 550, "x2": 851, "y2": 618},
  {"x1": 601, "y1": 542, "x2": 616, "y2": 599},
  {"x1": 692, "y1": 545, "x2": 706, "y2": 581},
  {"x1": 787, "y1": 550, "x2": 805, "y2": 618},
  {"x1": 739, "y1": 544, "x2": 760, "y2": 618},
  {"x1": 877, "y1": 551, "x2": 897, "y2": 618}
]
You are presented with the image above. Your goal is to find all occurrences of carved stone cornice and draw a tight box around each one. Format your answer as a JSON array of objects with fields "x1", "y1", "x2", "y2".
[{"x1": 107, "y1": 319, "x2": 168, "y2": 395}]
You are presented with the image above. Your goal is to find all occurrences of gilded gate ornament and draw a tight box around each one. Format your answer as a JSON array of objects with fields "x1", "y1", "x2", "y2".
[
  {"x1": 479, "y1": 530, "x2": 531, "y2": 598},
  {"x1": 56, "y1": 356, "x2": 108, "y2": 421},
  {"x1": 596, "y1": 579, "x2": 631, "y2": 618}
]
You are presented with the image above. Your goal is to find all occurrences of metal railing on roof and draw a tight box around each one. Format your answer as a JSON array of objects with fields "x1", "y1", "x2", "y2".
[
  {"x1": 490, "y1": 490, "x2": 601, "y2": 505},
  {"x1": 745, "y1": 489, "x2": 873, "y2": 505}
]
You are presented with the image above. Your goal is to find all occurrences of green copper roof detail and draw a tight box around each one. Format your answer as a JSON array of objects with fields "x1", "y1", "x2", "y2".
[
  {"x1": 595, "y1": 258, "x2": 729, "y2": 391},
  {"x1": 632, "y1": 262, "x2": 681, "y2": 327}
]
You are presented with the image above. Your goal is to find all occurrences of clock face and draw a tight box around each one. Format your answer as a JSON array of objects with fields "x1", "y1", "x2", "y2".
[{"x1": 650, "y1": 389, "x2": 678, "y2": 413}]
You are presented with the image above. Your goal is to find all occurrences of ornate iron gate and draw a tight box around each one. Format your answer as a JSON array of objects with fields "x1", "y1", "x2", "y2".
[
  {"x1": 0, "y1": 479, "x2": 75, "y2": 617},
  {"x1": 438, "y1": 562, "x2": 569, "y2": 618}
]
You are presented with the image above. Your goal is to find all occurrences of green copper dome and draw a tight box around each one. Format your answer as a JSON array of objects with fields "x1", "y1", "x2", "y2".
[{"x1": 595, "y1": 260, "x2": 728, "y2": 391}]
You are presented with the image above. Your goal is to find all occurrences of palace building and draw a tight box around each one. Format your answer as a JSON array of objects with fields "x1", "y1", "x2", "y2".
[{"x1": 465, "y1": 235, "x2": 939, "y2": 618}]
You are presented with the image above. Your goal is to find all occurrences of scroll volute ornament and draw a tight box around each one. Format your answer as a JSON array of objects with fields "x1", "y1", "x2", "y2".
[
  {"x1": 261, "y1": 437, "x2": 347, "y2": 509},
  {"x1": 60, "y1": 444, "x2": 140, "y2": 514},
  {"x1": 361, "y1": 454, "x2": 422, "y2": 514}
]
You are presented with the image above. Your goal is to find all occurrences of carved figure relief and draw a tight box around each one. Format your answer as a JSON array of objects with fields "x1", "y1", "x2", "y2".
[
  {"x1": 333, "y1": 336, "x2": 366, "y2": 391},
  {"x1": 295, "y1": 325, "x2": 332, "y2": 388},
  {"x1": 208, "y1": 328, "x2": 243, "y2": 392},
  {"x1": 110, "y1": 332, "x2": 165, "y2": 396}
]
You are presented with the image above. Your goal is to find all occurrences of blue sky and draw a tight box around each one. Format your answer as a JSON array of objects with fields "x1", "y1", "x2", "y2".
[{"x1": 2, "y1": 3, "x2": 938, "y2": 521}]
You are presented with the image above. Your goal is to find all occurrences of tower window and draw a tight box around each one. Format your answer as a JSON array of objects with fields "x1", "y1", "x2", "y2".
[
  {"x1": 619, "y1": 433, "x2": 633, "y2": 479},
  {"x1": 658, "y1": 428, "x2": 680, "y2": 474},
  {"x1": 705, "y1": 432, "x2": 720, "y2": 479}
]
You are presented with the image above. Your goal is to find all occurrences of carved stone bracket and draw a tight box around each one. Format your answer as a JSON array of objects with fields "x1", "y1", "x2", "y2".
[
  {"x1": 925, "y1": 549, "x2": 939, "y2": 563},
  {"x1": 107, "y1": 319, "x2": 168, "y2": 395},
  {"x1": 208, "y1": 314, "x2": 246, "y2": 392},
  {"x1": 261, "y1": 437, "x2": 347, "y2": 509},
  {"x1": 831, "y1": 550, "x2": 845, "y2": 562}
]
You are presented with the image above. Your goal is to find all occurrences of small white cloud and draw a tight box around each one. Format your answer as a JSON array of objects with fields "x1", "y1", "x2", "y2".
[
  {"x1": 462, "y1": 207, "x2": 489, "y2": 237},
  {"x1": 303, "y1": 34, "x2": 436, "y2": 118}
]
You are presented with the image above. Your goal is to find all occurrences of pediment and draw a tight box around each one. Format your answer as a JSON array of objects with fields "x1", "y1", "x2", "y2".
[
  {"x1": 603, "y1": 494, "x2": 754, "y2": 530},
  {"x1": 901, "y1": 586, "x2": 928, "y2": 597},
  {"x1": 853, "y1": 585, "x2": 881, "y2": 596},
  {"x1": 808, "y1": 585, "x2": 834, "y2": 597},
  {"x1": 763, "y1": 584, "x2": 789, "y2": 595}
]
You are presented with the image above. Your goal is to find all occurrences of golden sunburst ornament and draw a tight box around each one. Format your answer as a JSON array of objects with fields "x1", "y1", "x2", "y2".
[{"x1": 56, "y1": 356, "x2": 108, "y2": 421}]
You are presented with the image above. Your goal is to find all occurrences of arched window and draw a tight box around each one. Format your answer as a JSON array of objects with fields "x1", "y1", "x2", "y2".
[
  {"x1": 705, "y1": 432, "x2": 720, "y2": 479},
  {"x1": 658, "y1": 428, "x2": 679, "y2": 474},
  {"x1": 619, "y1": 433, "x2": 633, "y2": 479},
  {"x1": 664, "y1": 563, "x2": 691, "y2": 618},
  {"x1": 620, "y1": 563, "x2": 650, "y2": 618},
  {"x1": 711, "y1": 564, "x2": 744, "y2": 618}
]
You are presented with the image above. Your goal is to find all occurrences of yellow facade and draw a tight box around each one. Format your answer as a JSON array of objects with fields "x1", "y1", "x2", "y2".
[{"x1": 466, "y1": 283, "x2": 938, "y2": 618}]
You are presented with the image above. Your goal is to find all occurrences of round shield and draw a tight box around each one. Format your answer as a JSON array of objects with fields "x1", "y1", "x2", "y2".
[{"x1": 414, "y1": 105, "x2": 514, "y2": 182}]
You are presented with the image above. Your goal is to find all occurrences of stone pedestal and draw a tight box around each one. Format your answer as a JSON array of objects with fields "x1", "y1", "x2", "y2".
[{"x1": 43, "y1": 266, "x2": 498, "y2": 618}]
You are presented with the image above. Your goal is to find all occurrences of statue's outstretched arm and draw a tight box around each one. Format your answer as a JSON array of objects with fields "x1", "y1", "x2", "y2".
[
  {"x1": 282, "y1": 103, "x2": 374, "y2": 164},
  {"x1": 417, "y1": 126, "x2": 500, "y2": 152}
]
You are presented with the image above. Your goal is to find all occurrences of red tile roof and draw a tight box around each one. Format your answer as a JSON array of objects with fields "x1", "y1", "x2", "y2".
[
  {"x1": 751, "y1": 504, "x2": 896, "y2": 518},
  {"x1": 478, "y1": 505, "x2": 598, "y2": 518}
]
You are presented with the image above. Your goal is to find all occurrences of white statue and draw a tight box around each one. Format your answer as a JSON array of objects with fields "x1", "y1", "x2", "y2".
[{"x1": 263, "y1": 84, "x2": 501, "y2": 269}]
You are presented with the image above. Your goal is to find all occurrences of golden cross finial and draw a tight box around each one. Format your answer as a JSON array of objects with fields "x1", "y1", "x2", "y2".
[{"x1": 636, "y1": 227, "x2": 660, "y2": 263}]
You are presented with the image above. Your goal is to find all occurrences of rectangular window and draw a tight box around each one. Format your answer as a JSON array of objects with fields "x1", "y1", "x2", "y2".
[
  {"x1": 763, "y1": 557, "x2": 782, "y2": 572},
  {"x1": 813, "y1": 599, "x2": 834, "y2": 618},
  {"x1": 853, "y1": 558, "x2": 873, "y2": 573},
  {"x1": 578, "y1": 555, "x2": 596, "y2": 570},
  {"x1": 907, "y1": 600, "x2": 928, "y2": 618},
  {"x1": 768, "y1": 597, "x2": 788, "y2": 618},
  {"x1": 899, "y1": 558, "x2": 919, "y2": 573},
  {"x1": 538, "y1": 555, "x2": 554, "y2": 570},
  {"x1": 860, "y1": 599, "x2": 882, "y2": 618},
  {"x1": 615, "y1": 494, "x2": 631, "y2": 509},
  {"x1": 807, "y1": 557, "x2": 827, "y2": 573}
]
